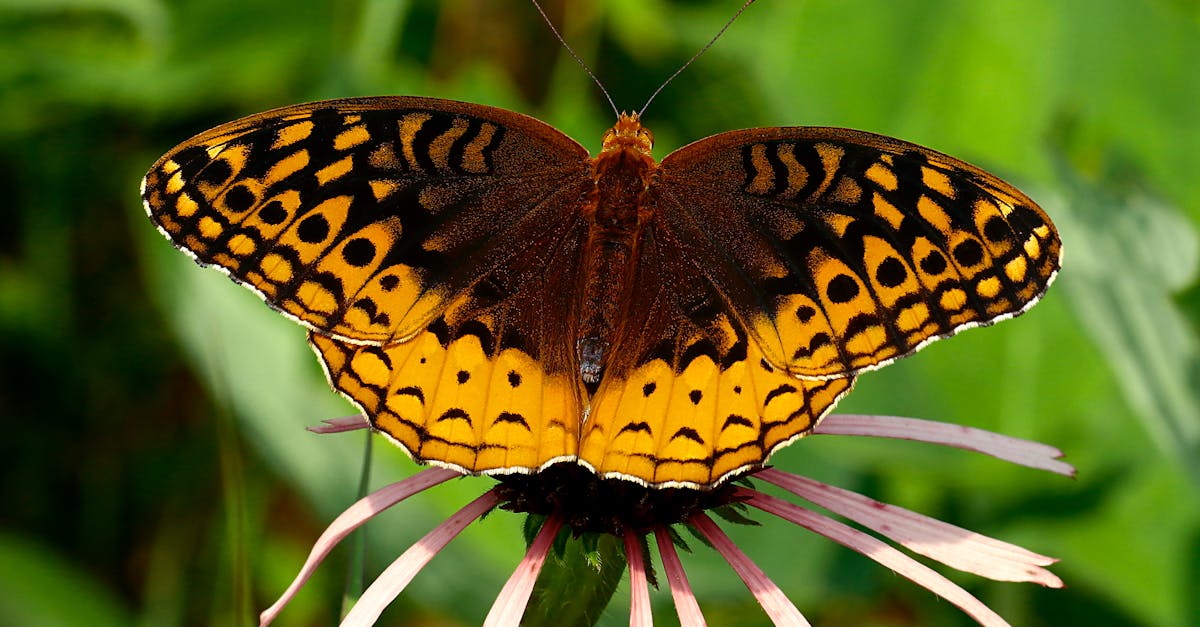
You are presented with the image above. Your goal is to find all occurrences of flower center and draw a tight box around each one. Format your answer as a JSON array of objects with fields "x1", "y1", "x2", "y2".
[{"x1": 493, "y1": 462, "x2": 745, "y2": 535}]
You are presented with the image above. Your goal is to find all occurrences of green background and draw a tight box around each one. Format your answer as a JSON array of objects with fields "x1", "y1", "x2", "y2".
[{"x1": 2, "y1": 0, "x2": 1198, "y2": 625}]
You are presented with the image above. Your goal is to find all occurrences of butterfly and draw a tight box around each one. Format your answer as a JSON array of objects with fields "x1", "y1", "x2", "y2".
[{"x1": 142, "y1": 96, "x2": 1060, "y2": 489}]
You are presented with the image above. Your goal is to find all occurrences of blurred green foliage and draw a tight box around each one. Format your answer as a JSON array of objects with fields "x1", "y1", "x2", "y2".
[{"x1": 1, "y1": 0, "x2": 1198, "y2": 625}]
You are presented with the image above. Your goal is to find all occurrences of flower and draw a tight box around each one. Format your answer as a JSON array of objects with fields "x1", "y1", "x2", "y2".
[{"x1": 262, "y1": 414, "x2": 1072, "y2": 627}]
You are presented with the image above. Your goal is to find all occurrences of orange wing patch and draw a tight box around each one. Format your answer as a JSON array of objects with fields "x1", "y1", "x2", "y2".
[
  {"x1": 580, "y1": 331, "x2": 853, "y2": 489},
  {"x1": 312, "y1": 328, "x2": 579, "y2": 475}
]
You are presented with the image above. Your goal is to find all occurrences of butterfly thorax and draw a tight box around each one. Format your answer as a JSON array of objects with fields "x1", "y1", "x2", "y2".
[{"x1": 577, "y1": 113, "x2": 658, "y2": 387}]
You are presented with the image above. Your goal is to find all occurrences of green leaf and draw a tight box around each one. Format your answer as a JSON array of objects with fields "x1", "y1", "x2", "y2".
[{"x1": 1049, "y1": 158, "x2": 1200, "y2": 484}]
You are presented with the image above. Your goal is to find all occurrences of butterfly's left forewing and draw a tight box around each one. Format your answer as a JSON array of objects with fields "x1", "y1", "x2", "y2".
[
  {"x1": 649, "y1": 127, "x2": 1062, "y2": 379},
  {"x1": 142, "y1": 97, "x2": 591, "y2": 345}
]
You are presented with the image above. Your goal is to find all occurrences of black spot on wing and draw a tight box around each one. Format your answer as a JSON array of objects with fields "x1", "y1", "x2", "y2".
[
  {"x1": 875, "y1": 257, "x2": 908, "y2": 287},
  {"x1": 342, "y1": 237, "x2": 377, "y2": 267},
  {"x1": 196, "y1": 158, "x2": 233, "y2": 187},
  {"x1": 297, "y1": 213, "x2": 330, "y2": 243},
  {"x1": 953, "y1": 239, "x2": 985, "y2": 267},
  {"x1": 920, "y1": 249, "x2": 948, "y2": 275},
  {"x1": 826, "y1": 274, "x2": 860, "y2": 303},
  {"x1": 259, "y1": 200, "x2": 288, "y2": 225},
  {"x1": 224, "y1": 184, "x2": 256, "y2": 213}
]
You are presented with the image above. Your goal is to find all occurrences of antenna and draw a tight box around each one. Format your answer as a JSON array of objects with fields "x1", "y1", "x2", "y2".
[
  {"x1": 529, "y1": 0, "x2": 620, "y2": 118},
  {"x1": 531, "y1": 0, "x2": 756, "y2": 119},
  {"x1": 639, "y1": 0, "x2": 756, "y2": 117}
]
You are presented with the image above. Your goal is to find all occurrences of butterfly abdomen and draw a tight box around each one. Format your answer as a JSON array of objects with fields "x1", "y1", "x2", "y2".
[{"x1": 577, "y1": 115, "x2": 659, "y2": 386}]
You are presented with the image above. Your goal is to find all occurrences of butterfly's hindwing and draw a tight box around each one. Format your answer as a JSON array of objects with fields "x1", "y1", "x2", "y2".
[
  {"x1": 143, "y1": 97, "x2": 591, "y2": 345},
  {"x1": 653, "y1": 127, "x2": 1061, "y2": 379},
  {"x1": 311, "y1": 210, "x2": 592, "y2": 475},
  {"x1": 579, "y1": 223, "x2": 855, "y2": 488}
]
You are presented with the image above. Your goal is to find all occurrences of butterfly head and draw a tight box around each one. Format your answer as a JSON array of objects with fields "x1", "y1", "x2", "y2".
[{"x1": 602, "y1": 112, "x2": 654, "y2": 158}]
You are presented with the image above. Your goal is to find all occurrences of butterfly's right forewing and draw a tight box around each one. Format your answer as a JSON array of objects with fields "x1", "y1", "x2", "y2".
[{"x1": 651, "y1": 127, "x2": 1061, "y2": 380}]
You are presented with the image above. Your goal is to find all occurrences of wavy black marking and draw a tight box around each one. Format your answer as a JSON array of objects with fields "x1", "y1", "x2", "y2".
[
  {"x1": 436, "y1": 407, "x2": 471, "y2": 423},
  {"x1": 395, "y1": 385, "x2": 425, "y2": 403},
  {"x1": 720, "y1": 340, "x2": 747, "y2": 371},
  {"x1": 763, "y1": 384, "x2": 797, "y2": 406},
  {"x1": 671, "y1": 427, "x2": 705, "y2": 445},
  {"x1": 722, "y1": 414, "x2": 755, "y2": 430},
  {"x1": 618, "y1": 421, "x2": 652, "y2": 436},
  {"x1": 494, "y1": 412, "x2": 530, "y2": 430},
  {"x1": 680, "y1": 338, "x2": 719, "y2": 370},
  {"x1": 409, "y1": 113, "x2": 455, "y2": 174}
]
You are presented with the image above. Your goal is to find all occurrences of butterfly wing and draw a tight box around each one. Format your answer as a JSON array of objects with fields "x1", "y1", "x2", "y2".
[
  {"x1": 145, "y1": 96, "x2": 597, "y2": 475},
  {"x1": 578, "y1": 218, "x2": 854, "y2": 488},
  {"x1": 310, "y1": 206, "x2": 591, "y2": 474},
  {"x1": 648, "y1": 127, "x2": 1061, "y2": 379},
  {"x1": 142, "y1": 96, "x2": 592, "y2": 345}
]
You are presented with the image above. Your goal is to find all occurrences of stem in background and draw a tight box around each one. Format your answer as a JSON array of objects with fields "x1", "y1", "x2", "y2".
[
  {"x1": 340, "y1": 429, "x2": 374, "y2": 619},
  {"x1": 216, "y1": 398, "x2": 252, "y2": 626}
]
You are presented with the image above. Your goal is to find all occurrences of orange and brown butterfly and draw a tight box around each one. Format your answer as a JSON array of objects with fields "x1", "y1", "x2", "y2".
[{"x1": 141, "y1": 94, "x2": 1060, "y2": 489}]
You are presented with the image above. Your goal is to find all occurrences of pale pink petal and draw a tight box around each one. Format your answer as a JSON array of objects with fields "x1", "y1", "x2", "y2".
[
  {"x1": 815, "y1": 414, "x2": 1075, "y2": 477},
  {"x1": 691, "y1": 514, "x2": 810, "y2": 627},
  {"x1": 624, "y1": 531, "x2": 653, "y2": 627},
  {"x1": 259, "y1": 467, "x2": 462, "y2": 626},
  {"x1": 308, "y1": 414, "x2": 370, "y2": 434},
  {"x1": 654, "y1": 528, "x2": 706, "y2": 627},
  {"x1": 740, "y1": 489, "x2": 1010, "y2": 627},
  {"x1": 756, "y1": 469, "x2": 1062, "y2": 586},
  {"x1": 341, "y1": 490, "x2": 501, "y2": 627},
  {"x1": 483, "y1": 515, "x2": 565, "y2": 627}
]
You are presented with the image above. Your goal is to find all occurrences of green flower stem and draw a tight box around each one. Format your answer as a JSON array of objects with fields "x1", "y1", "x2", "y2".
[
  {"x1": 340, "y1": 430, "x2": 374, "y2": 618},
  {"x1": 215, "y1": 400, "x2": 252, "y2": 625}
]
